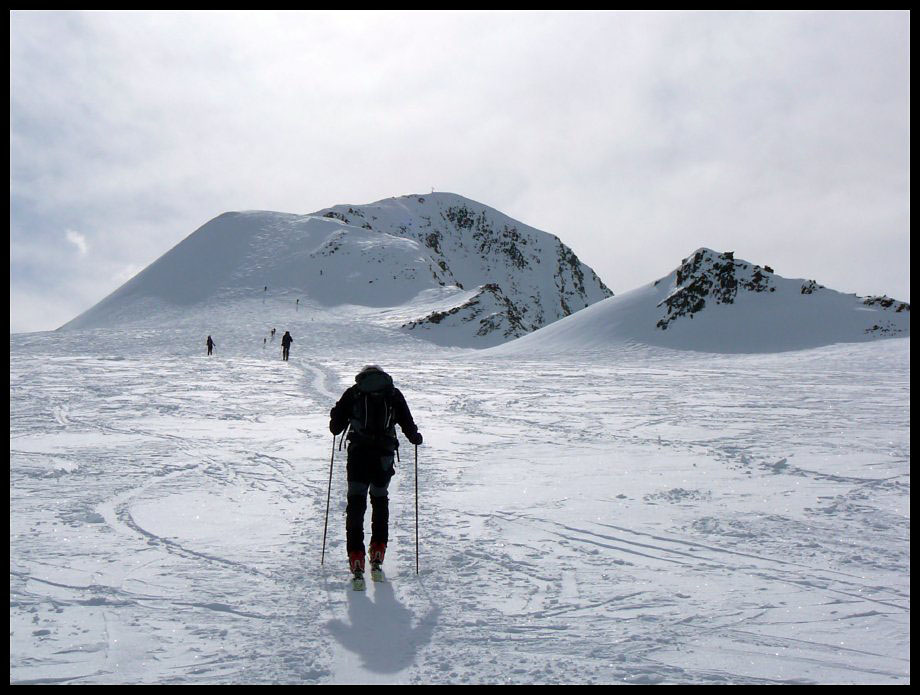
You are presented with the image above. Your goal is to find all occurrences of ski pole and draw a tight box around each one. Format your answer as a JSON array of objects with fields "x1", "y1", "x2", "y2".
[
  {"x1": 321, "y1": 434, "x2": 335, "y2": 565},
  {"x1": 415, "y1": 444, "x2": 419, "y2": 575}
]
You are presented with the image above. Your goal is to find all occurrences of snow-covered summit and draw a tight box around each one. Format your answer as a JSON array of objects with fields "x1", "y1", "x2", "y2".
[
  {"x1": 60, "y1": 193, "x2": 612, "y2": 347},
  {"x1": 313, "y1": 193, "x2": 613, "y2": 343},
  {"x1": 492, "y1": 248, "x2": 910, "y2": 354}
]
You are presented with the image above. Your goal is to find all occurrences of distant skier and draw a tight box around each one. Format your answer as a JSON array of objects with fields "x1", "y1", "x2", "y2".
[
  {"x1": 329, "y1": 365, "x2": 423, "y2": 582},
  {"x1": 206, "y1": 335, "x2": 215, "y2": 356},
  {"x1": 281, "y1": 331, "x2": 293, "y2": 361},
  {"x1": 271, "y1": 328, "x2": 276, "y2": 340}
]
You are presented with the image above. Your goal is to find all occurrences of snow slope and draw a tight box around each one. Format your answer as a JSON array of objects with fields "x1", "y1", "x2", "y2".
[
  {"x1": 61, "y1": 194, "x2": 612, "y2": 347},
  {"x1": 492, "y1": 249, "x2": 910, "y2": 355},
  {"x1": 10, "y1": 317, "x2": 910, "y2": 684}
]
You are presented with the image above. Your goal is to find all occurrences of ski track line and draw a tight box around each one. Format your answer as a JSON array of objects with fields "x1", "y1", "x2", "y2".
[
  {"x1": 11, "y1": 568, "x2": 270, "y2": 621},
  {"x1": 720, "y1": 626, "x2": 909, "y2": 665},
  {"x1": 580, "y1": 521, "x2": 907, "y2": 609},
  {"x1": 589, "y1": 521, "x2": 897, "y2": 585},
  {"x1": 640, "y1": 609, "x2": 910, "y2": 684},
  {"x1": 499, "y1": 509, "x2": 901, "y2": 588},
  {"x1": 116, "y1": 501, "x2": 278, "y2": 583},
  {"x1": 77, "y1": 352, "x2": 324, "y2": 594},
  {"x1": 490, "y1": 511, "x2": 909, "y2": 613},
  {"x1": 93, "y1": 447, "x2": 289, "y2": 592},
  {"x1": 586, "y1": 521, "x2": 911, "y2": 608},
  {"x1": 688, "y1": 636, "x2": 906, "y2": 682},
  {"x1": 301, "y1": 362, "x2": 343, "y2": 405},
  {"x1": 95, "y1": 467, "x2": 197, "y2": 544}
]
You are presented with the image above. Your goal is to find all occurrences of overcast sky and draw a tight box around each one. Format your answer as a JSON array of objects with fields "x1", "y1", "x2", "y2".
[{"x1": 10, "y1": 10, "x2": 910, "y2": 333}]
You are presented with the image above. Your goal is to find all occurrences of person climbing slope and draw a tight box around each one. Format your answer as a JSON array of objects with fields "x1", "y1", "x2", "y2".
[{"x1": 329, "y1": 365, "x2": 423, "y2": 585}]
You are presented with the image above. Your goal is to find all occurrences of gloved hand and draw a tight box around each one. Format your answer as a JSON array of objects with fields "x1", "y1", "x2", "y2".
[
  {"x1": 330, "y1": 421, "x2": 345, "y2": 435},
  {"x1": 408, "y1": 431, "x2": 423, "y2": 446}
]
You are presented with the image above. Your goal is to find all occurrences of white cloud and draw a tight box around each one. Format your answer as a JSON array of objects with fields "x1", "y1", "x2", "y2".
[{"x1": 65, "y1": 229, "x2": 89, "y2": 256}]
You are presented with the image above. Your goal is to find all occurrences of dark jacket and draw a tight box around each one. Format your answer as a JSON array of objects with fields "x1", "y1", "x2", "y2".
[
  {"x1": 329, "y1": 368, "x2": 419, "y2": 448},
  {"x1": 281, "y1": 332, "x2": 293, "y2": 347}
]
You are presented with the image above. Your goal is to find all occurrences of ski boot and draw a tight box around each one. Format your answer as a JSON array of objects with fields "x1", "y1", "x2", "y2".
[
  {"x1": 348, "y1": 550, "x2": 366, "y2": 591},
  {"x1": 369, "y1": 541, "x2": 386, "y2": 582}
]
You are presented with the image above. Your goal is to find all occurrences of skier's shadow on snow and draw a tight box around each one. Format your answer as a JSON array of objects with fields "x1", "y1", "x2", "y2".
[{"x1": 326, "y1": 579, "x2": 440, "y2": 674}]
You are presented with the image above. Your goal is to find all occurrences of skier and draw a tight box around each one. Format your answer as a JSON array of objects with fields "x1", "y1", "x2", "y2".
[
  {"x1": 281, "y1": 331, "x2": 293, "y2": 361},
  {"x1": 206, "y1": 335, "x2": 215, "y2": 356},
  {"x1": 329, "y1": 365, "x2": 423, "y2": 584}
]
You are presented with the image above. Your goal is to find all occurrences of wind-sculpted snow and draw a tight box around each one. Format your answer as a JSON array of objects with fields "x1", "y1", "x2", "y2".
[{"x1": 10, "y1": 322, "x2": 910, "y2": 684}]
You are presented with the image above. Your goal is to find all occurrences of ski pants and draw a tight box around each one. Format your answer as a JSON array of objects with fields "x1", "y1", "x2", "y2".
[{"x1": 345, "y1": 442, "x2": 395, "y2": 553}]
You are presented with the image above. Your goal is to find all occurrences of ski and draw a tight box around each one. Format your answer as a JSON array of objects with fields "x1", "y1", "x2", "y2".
[
  {"x1": 351, "y1": 572, "x2": 366, "y2": 591},
  {"x1": 371, "y1": 564, "x2": 384, "y2": 583}
]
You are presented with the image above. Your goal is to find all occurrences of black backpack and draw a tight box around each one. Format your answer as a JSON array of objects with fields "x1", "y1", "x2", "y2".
[{"x1": 348, "y1": 372, "x2": 398, "y2": 453}]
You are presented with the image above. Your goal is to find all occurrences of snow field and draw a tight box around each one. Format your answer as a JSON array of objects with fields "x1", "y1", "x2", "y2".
[{"x1": 9, "y1": 330, "x2": 910, "y2": 684}]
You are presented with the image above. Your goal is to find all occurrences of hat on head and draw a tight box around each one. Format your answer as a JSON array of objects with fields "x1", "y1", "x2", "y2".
[
  {"x1": 356, "y1": 364, "x2": 383, "y2": 379},
  {"x1": 354, "y1": 364, "x2": 392, "y2": 390}
]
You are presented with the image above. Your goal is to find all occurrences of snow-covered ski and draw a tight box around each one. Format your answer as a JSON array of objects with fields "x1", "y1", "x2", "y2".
[
  {"x1": 370, "y1": 565, "x2": 384, "y2": 583},
  {"x1": 351, "y1": 572, "x2": 365, "y2": 591}
]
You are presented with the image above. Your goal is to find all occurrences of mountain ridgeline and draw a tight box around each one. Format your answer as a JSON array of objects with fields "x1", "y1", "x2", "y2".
[{"x1": 59, "y1": 196, "x2": 908, "y2": 353}]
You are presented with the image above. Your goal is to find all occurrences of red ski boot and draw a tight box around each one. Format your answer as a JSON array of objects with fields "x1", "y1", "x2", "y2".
[
  {"x1": 348, "y1": 550, "x2": 366, "y2": 590},
  {"x1": 369, "y1": 541, "x2": 386, "y2": 582}
]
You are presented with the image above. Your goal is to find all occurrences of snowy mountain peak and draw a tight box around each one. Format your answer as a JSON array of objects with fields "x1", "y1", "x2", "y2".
[
  {"x1": 656, "y1": 248, "x2": 778, "y2": 330},
  {"x1": 492, "y1": 248, "x2": 909, "y2": 354},
  {"x1": 60, "y1": 193, "x2": 612, "y2": 347},
  {"x1": 313, "y1": 193, "x2": 613, "y2": 345},
  {"x1": 655, "y1": 248, "x2": 910, "y2": 336}
]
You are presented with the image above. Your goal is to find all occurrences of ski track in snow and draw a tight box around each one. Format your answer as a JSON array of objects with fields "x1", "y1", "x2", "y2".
[{"x1": 9, "y1": 330, "x2": 910, "y2": 684}]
